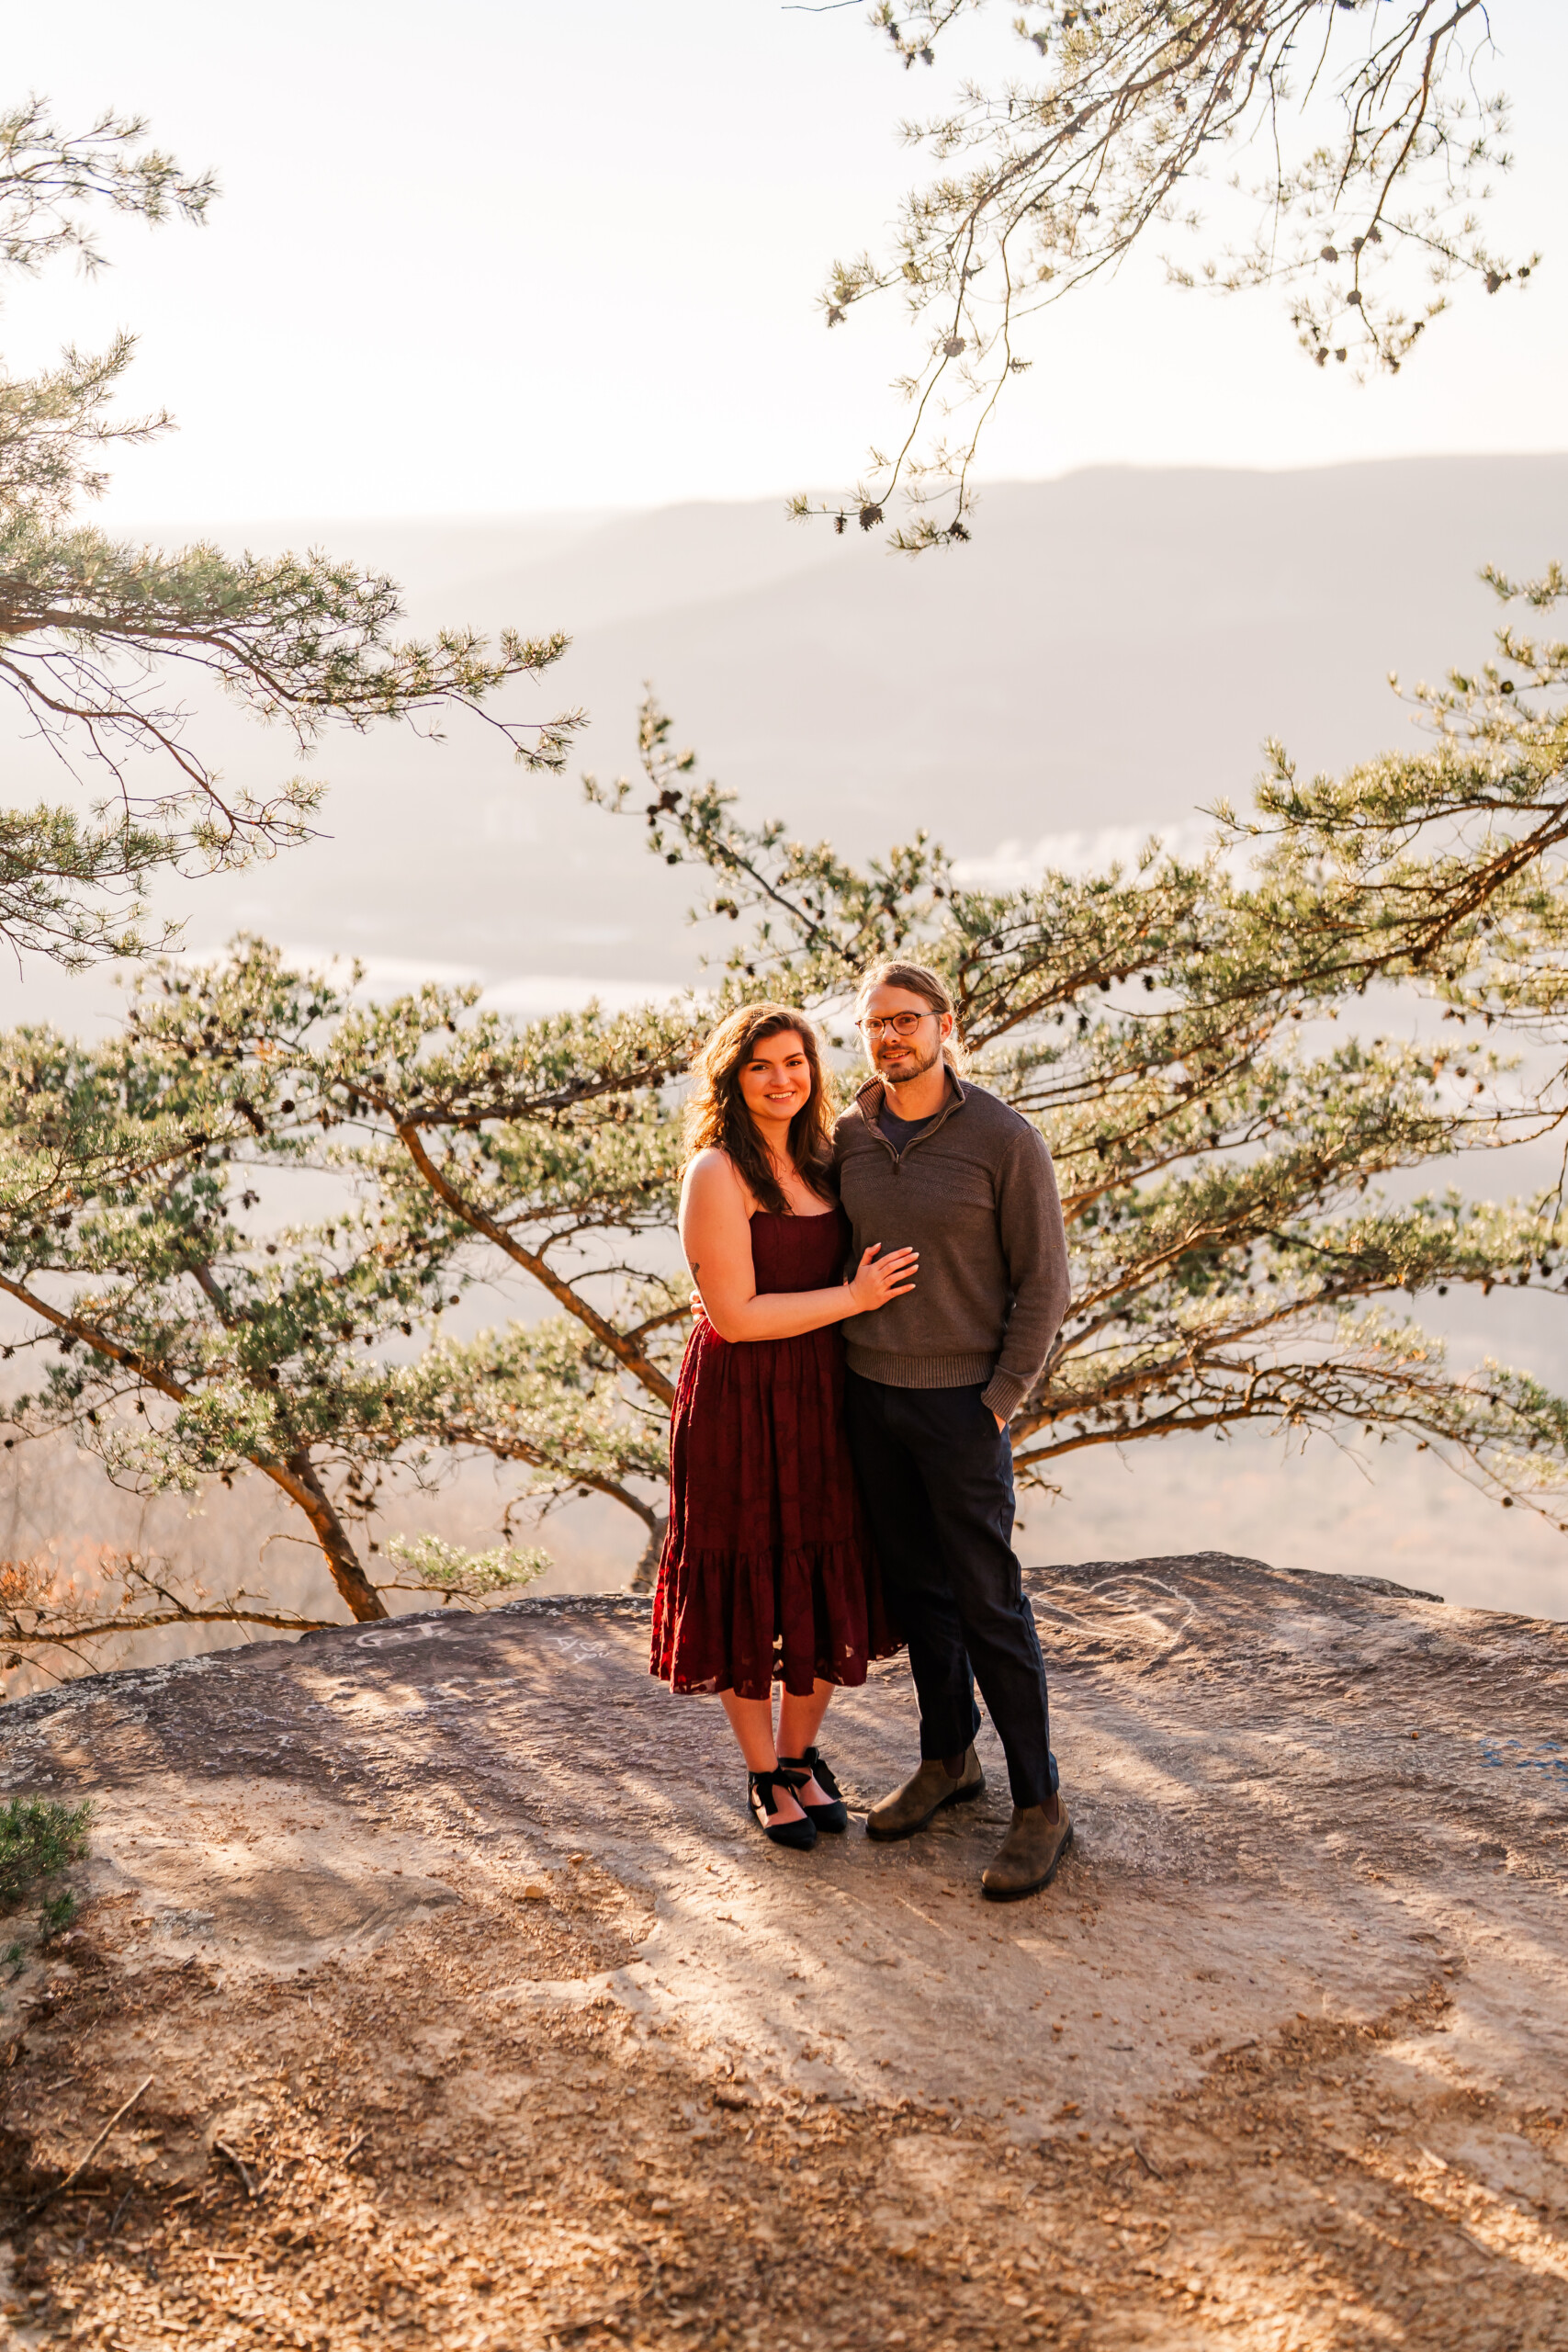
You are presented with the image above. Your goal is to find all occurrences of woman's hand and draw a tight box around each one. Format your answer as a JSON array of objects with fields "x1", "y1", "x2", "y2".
[{"x1": 847, "y1": 1242, "x2": 919, "y2": 1313}]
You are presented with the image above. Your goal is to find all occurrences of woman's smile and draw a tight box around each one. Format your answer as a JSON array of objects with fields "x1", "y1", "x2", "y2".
[{"x1": 739, "y1": 1035, "x2": 814, "y2": 1123}]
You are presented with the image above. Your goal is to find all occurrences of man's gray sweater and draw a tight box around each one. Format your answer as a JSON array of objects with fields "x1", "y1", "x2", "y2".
[{"x1": 832, "y1": 1073, "x2": 1070, "y2": 1422}]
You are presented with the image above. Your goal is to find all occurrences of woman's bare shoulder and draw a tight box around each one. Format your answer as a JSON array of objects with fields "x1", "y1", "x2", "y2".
[{"x1": 682, "y1": 1149, "x2": 752, "y2": 1208}]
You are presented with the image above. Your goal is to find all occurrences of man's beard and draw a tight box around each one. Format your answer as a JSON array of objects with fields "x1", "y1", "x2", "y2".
[{"x1": 876, "y1": 1036, "x2": 943, "y2": 1091}]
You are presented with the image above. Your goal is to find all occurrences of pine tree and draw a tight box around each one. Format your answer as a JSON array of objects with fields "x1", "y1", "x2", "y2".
[{"x1": 6, "y1": 566, "x2": 1568, "y2": 1675}]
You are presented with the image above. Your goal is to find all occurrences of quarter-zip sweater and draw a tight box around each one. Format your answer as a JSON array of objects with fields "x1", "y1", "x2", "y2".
[{"x1": 832, "y1": 1073, "x2": 1070, "y2": 1421}]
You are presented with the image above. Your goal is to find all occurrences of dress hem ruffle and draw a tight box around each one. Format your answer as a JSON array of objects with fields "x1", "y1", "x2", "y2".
[{"x1": 650, "y1": 1538, "x2": 899, "y2": 1702}]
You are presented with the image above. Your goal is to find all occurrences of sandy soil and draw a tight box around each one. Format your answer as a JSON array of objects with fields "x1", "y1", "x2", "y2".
[{"x1": 2, "y1": 1551, "x2": 1567, "y2": 2349}]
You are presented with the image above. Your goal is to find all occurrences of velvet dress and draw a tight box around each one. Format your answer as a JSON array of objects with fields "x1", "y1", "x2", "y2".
[{"x1": 650, "y1": 1204, "x2": 897, "y2": 1700}]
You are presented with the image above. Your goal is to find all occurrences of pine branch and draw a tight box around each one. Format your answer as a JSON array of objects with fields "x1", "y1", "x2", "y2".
[{"x1": 800, "y1": 2, "x2": 1531, "y2": 543}]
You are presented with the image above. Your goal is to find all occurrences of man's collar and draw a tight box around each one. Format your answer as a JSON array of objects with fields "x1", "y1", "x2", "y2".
[{"x1": 853, "y1": 1069, "x2": 967, "y2": 1118}]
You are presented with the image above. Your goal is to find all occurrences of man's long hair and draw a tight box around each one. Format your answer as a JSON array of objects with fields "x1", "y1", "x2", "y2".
[
  {"x1": 682, "y1": 1003, "x2": 835, "y2": 1215},
  {"x1": 854, "y1": 959, "x2": 965, "y2": 1074}
]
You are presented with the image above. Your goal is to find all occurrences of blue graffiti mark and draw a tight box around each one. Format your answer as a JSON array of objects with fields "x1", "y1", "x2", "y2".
[{"x1": 1478, "y1": 1737, "x2": 1568, "y2": 1780}]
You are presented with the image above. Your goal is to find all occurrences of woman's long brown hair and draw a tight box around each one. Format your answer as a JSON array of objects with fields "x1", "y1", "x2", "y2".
[{"x1": 682, "y1": 1004, "x2": 835, "y2": 1216}]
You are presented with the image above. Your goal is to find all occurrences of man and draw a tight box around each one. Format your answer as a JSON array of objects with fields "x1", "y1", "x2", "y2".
[{"x1": 834, "y1": 959, "x2": 1073, "y2": 1899}]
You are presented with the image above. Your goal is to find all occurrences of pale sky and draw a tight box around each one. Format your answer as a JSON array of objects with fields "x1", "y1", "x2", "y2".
[{"x1": 3, "y1": 0, "x2": 1564, "y2": 524}]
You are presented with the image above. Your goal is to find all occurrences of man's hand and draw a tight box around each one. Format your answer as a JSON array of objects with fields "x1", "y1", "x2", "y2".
[{"x1": 993, "y1": 1410, "x2": 1008, "y2": 1433}]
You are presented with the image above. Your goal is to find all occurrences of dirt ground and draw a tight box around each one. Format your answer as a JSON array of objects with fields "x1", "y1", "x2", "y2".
[{"x1": 2, "y1": 1552, "x2": 1567, "y2": 2350}]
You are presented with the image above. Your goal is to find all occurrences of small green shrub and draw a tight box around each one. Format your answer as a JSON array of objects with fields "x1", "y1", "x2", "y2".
[
  {"x1": 39, "y1": 1889, "x2": 79, "y2": 1939},
  {"x1": 0, "y1": 1798, "x2": 93, "y2": 1912}
]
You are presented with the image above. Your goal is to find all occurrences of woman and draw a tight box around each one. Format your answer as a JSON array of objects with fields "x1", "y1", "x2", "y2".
[{"x1": 650, "y1": 1004, "x2": 916, "y2": 1849}]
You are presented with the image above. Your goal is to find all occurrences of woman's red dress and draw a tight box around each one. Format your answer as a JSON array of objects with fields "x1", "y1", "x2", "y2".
[{"x1": 650, "y1": 1205, "x2": 897, "y2": 1701}]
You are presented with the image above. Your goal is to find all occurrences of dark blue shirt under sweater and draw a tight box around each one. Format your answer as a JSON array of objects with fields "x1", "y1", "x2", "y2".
[{"x1": 877, "y1": 1102, "x2": 941, "y2": 1152}]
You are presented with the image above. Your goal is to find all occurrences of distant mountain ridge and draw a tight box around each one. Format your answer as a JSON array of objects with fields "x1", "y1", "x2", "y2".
[{"x1": 32, "y1": 455, "x2": 1568, "y2": 1004}]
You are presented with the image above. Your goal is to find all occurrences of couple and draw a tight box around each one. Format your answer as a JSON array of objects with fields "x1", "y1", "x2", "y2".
[{"x1": 649, "y1": 960, "x2": 1074, "y2": 1902}]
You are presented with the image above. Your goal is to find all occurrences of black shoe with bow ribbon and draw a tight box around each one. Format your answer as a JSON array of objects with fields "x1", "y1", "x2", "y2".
[
  {"x1": 777, "y1": 1747, "x2": 849, "y2": 1833},
  {"x1": 747, "y1": 1766, "x2": 817, "y2": 1849}
]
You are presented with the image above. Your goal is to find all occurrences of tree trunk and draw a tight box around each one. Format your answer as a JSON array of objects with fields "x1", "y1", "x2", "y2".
[
  {"x1": 265, "y1": 1452, "x2": 389, "y2": 1623},
  {"x1": 631, "y1": 1511, "x2": 668, "y2": 1597},
  {"x1": 0, "y1": 1275, "x2": 390, "y2": 1623}
]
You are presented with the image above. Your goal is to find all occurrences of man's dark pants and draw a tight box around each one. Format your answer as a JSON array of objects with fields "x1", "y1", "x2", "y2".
[{"x1": 844, "y1": 1370, "x2": 1058, "y2": 1810}]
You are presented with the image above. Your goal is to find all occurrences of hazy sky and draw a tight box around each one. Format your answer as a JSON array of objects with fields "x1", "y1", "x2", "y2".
[{"x1": 3, "y1": 0, "x2": 1564, "y2": 523}]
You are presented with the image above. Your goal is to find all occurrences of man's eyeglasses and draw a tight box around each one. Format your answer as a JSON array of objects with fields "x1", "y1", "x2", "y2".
[{"x1": 858, "y1": 1011, "x2": 936, "y2": 1039}]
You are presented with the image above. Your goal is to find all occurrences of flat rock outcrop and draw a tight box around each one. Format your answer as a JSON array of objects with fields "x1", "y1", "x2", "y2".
[{"x1": 2, "y1": 1552, "x2": 1566, "y2": 2349}]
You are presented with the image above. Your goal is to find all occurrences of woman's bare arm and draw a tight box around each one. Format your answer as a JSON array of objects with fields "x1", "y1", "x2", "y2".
[{"x1": 680, "y1": 1151, "x2": 917, "y2": 1344}]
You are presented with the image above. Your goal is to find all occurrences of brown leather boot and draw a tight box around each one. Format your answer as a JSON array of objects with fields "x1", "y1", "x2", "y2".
[
  {"x1": 865, "y1": 1745, "x2": 985, "y2": 1842},
  {"x1": 980, "y1": 1798, "x2": 1073, "y2": 1901}
]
